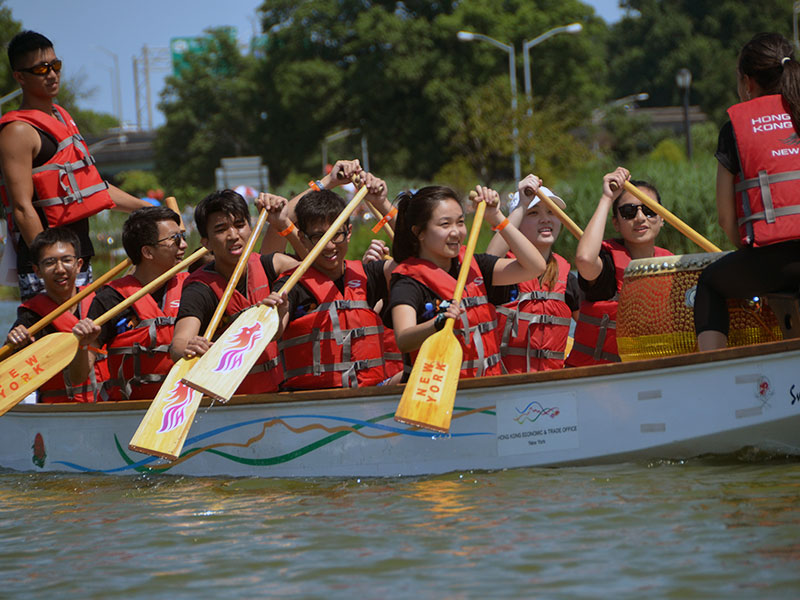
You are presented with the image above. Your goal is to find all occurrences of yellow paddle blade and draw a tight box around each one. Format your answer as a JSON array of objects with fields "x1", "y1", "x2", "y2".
[
  {"x1": 181, "y1": 304, "x2": 281, "y2": 402},
  {"x1": 394, "y1": 329, "x2": 462, "y2": 433},
  {"x1": 0, "y1": 332, "x2": 78, "y2": 416},
  {"x1": 128, "y1": 357, "x2": 202, "y2": 459}
]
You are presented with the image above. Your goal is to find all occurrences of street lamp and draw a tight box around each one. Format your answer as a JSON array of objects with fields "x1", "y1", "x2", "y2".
[
  {"x1": 676, "y1": 68, "x2": 693, "y2": 160},
  {"x1": 97, "y1": 46, "x2": 123, "y2": 126},
  {"x1": 457, "y1": 30, "x2": 520, "y2": 182},
  {"x1": 522, "y1": 23, "x2": 583, "y2": 102}
]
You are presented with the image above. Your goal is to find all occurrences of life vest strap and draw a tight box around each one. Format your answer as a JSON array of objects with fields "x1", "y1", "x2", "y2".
[
  {"x1": 737, "y1": 204, "x2": 800, "y2": 226},
  {"x1": 283, "y1": 357, "x2": 385, "y2": 388},
  {"x1": 518, "y1": 290, "x2": 566, "y2": 303},
  {"x1": 502, "y1": 347, "x2": 565, "y2": 361},
  {"x1": 577, "y1": 313, "x2": 617, "y2": 329}
]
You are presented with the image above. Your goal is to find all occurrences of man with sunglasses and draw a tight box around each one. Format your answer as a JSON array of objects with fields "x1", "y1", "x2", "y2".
[
  {"x1": 567, "y1": 167, "x2": 673, "y2": 367},
  {"x1": 271, "y1": 166, "x2": 401, "y2": 390},
  {"x1": 0, "y1": 31, "x2": 149, "y2": 300},
  {"x1": 69, "y1": 206, "x2": 189, "y2": 401},
  {"x1": 6, "y1": 227, "x2": 109, "y2": 403}
]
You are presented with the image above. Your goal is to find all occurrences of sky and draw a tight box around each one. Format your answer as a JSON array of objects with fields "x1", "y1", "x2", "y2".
[{"x1": 6, "y1": 0, "x2": 625, "y2": 129}]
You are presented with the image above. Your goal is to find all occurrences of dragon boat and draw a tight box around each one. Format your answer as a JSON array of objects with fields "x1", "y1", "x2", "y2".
[{"x1": 1, "y1": 336, "x2": 799, "y2": 477}]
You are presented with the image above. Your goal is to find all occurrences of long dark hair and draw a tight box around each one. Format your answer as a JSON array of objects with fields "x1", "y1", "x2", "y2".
[
  {"x1": 739, "y1": 32, "x2": 800, "y2": 130},
  {"x1": 392, "y1": 186, "x2": 461, "y2": 263}
]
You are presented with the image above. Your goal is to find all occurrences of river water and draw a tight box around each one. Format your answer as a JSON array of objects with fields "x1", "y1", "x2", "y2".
[{"x1": 1, "y1": 303, "x2": 799, "y2": 598}]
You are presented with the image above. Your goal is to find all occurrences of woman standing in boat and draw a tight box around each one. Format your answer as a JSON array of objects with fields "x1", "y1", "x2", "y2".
[
  {"x1": 695, "y1": 32, "x2": 800, "y2": 351},
  {"x1": 566, "y1": 168, "x2": 671, "y2": 367},
  {"x1": 386, "y1": 185, "x2": 545, "y2": 380},
  {"x1": 486, "y1": 174, "x2": 580, "y2": 372}
]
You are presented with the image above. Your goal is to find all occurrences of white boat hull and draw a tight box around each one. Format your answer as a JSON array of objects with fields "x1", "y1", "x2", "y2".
[{"x1": 2, "y1": 341, "x2": 800, "y2": 477}]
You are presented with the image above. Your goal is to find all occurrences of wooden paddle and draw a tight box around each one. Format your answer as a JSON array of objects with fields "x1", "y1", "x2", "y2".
[
  {"x1": 0, "y1": 247, "x2": 208, "y2": 417},
  {"x1": 128, "y1": 209, "x2": 270, "y2": 459},
  {"x1": 393, "y1": 199, "x2": 487, "y2": 433},
  {"x1": 611, "y1": 180, "x2": 721, "y2": 253},
  {"x1": 164, "y1": 196, "x2": 185, "y2": 231},
  {"x1": 181, "y1": 183, "x2": 371, "y2": 402},
  {"x1": 0, "y1": 257, "x2": 132, "y2": 362},
  {"x1": 525, "y1": 186, "x2": 583, "y2": 240}
]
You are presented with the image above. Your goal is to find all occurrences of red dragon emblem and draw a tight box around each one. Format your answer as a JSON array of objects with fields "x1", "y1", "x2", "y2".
[
  {"x1": 157, "y1": 381, "x2": 197, "y2": 434},
  {"x1": 213, "y1": 323, "x2": 263, "y2": 373}
]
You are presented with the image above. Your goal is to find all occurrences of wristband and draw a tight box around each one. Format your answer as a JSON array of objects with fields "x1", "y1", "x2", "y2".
[
  {"x1": 79, "y1": 345, "x2": 89, "y2": 350},
  {"x1": 492, "y1": 217, "x2": 510, "y2": 232},
  {"x1": 277, "y1": 222, "x2": 295, "y2": 238},
  {"x1": 308, "y1": 179, "x2": 325, "y2": 191},
  {"x1": 371, "y1": 206, "x2": 398, "y2": 234}
]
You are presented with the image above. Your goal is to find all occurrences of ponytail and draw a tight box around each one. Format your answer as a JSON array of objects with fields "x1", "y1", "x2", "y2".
[
  {"x1": 739, "y1": 32, "x2": 800, "y2": 130},
  {"x1": 392, "y1": 191, "x2": 417, "y2": 263},
  {"x1": 539, "y1": 253, "x2": 559, "y2": 290}
]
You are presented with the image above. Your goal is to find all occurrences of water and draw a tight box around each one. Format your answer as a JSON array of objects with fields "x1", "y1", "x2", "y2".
[
  {"x1": 1, "y1": 459, "x2": 799, "y2": 599},
  {"x1": 1, "y1": 301, "x2": 799, "y2": 598}
]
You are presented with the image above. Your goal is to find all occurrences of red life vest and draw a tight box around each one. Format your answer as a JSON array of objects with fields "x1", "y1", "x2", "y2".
[
  {"x1": 497, "y1": 252, "x2": 573, "y2": 373},
  {"x1": 104, "y1": 272, "x2": 188, "y2": 400},
  {"x1": 185, "y1": 253, "x2": 282, "y2": 394},
  {"x1": 280, "y1": 260, "x2": 389, "y2": 389},
  {"x1": 392, "y1": 249, "x2": 502, "y2": 379},
  {"x1": 567, "y1": 240, "x2": 672, "y2": 367},
  {"x1": 0, "y1": 104, "x2": 114, "y2": 235},
  {"x1": 728, "y1": 94, "x2": 800, "y2": 247},
  {"x1": 22, "y1": 288, "x2": 110, "y2": 403}
]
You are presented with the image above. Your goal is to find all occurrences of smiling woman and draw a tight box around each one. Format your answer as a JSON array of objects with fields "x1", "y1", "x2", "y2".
[{"x1": 567, "y1": 167, "x2": 673, "y2": 367}]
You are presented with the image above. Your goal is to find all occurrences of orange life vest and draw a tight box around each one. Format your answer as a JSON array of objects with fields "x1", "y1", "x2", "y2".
[
  {"x1": 280, "y1": 260, "x2": 389, "y2": 389},
  {"x1": 104, "y1": 272, "x2": 187, "y2": 400},
  {"x1": 567, "y1": 240, "x2": 672, "y2": 367},
  {"x1": 22, "y1": 288, "x2": 110, "y2": 402},
  {"x1": 497, "y1": 252, "x2": 573, "y2": 373},
  {"x1": 0, "y1": 104, "x2": 114, "y2": 235},
  {"x1": 728, "y1": 94, "x2": 800, "y2": 247},
  {"x1": 185, "y1": 253, "x2": 282, "y2": 394},
  {"x1": 392, "y1": 250, "x2": 502, "y2": 379}
]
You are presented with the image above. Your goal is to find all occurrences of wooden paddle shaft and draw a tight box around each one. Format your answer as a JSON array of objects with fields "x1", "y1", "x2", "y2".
[
  {"x1": 0, "y1": 257, "x2": 132, "y2": 361},
  {"x1": 453, "y1": 201, "x2": 486, "y2": 307},
  {"x1": 94, "y1": 247, "x2": 208, "y2": 328},
  {"x1": 277, "y1": 185, "x2": 369, "y2": 296},
  {"x1": 164, "y1": 196, "x2": 185, "y2": 231},
  {"x1": 203, "y1": 209, "x2": 268, "y2": 338},
  {"x1": 611, "y1": 180, "x2": 721, "y2": 253}
]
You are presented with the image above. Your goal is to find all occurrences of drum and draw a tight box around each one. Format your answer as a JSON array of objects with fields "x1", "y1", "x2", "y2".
[{"x1": 617, "y1": 252, "x2": 783, "y2": 362}]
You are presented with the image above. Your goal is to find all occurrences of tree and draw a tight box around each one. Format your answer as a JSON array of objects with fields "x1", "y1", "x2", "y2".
[
  {"x1": 154, "y1": 28, "x2": 262, "y2": 191},
  {"x1": 609, "y1": 0, "x2": 794, "y2": 124}
]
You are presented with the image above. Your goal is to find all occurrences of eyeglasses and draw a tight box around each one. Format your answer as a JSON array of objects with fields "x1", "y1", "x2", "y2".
[
  {"x1": 617, "y1": 203, "x2": 658, "y2": 220},
  {"x1": 154, "y1": 231, "x2": 187, "y2": 247},
  {"x1": 304, "y1": 228, "x2": 349, "y2": 246},
  {"x1": 17, "y1": 59, "x2": 62, "y2": 76},
  {"x1": 39, "y1": 254, "x2": 77, "y2": 269}
]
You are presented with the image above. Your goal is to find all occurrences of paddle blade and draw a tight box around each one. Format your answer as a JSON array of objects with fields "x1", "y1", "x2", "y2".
[
  {"x1": 394, "y1": 329, "x2": 462, "y2": 433},
  {"x1": 181, "y1": 305, "x2": 281, "y2": 402},
  {"x1": 128, "y1": 357, "x2": 203, "y2": 460},
  {"x1": 0, "y1": 333, "x2": 78, "y2": 416}
]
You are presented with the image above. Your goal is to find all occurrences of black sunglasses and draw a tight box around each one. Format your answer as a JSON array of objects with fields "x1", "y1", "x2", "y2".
[
  {"x1": 17, "y1": 59, "x2": 62, "y2": 76},
  {"x1": 617, "y1": 203, "x2": 658, "y2": 220},
  {"x1": 154, "y1": 231, "x2": 187, "y2": 246}
]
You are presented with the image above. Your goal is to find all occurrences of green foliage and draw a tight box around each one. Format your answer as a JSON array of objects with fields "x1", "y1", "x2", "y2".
[
  {"x1": 648, "y1": 138, "x2": 685, "y2": 163},
  {"x1": 115, "y1": 170, "x2": 162, "y2": 198},
  {"x1": 611, "y1": 0, "x2": 793, "y2": 125},
  {"x1": 0, "y1": 1, "x2": 20, "y2": 96},
  {"x1": 434, "y1": 157, "x2": 480, "y2": 198}
]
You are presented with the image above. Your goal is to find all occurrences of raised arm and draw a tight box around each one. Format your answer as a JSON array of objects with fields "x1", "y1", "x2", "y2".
[{"x1": 574, "y1": 167, "x2": 628, "y2": 283}]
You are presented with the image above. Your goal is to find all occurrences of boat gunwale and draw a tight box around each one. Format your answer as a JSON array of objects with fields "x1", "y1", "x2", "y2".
[{"x1": 9, "y1": 337, "x2": 800, "y2": 414}]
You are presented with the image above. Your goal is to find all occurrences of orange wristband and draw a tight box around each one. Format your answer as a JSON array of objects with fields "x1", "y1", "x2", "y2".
[
  {"x1": 371, "y1": 206, "x2": 398, "y2": 234},
  {"x1": 278, "y1": 222, "x2": 295, "y2": 237},
  {"x1": 492, "y1": 217, "x2": 510, "y2": 232}
]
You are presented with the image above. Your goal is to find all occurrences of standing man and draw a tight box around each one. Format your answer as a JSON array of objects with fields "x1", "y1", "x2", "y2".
[{"x1": 0, "y1": 31, "x2": 149, "y2": 300}]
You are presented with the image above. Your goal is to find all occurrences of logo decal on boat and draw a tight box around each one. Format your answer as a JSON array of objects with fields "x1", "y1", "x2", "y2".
[
  {"x1": 214, "y1": 323, "x2": 264, "y2": 373},
  {"x1": 32, "y1": 432, "x2": 46, "y2": 468},
  {"x1": 157, "y1": 381, "x2": 196, "y2": 434},
  {"x1": 756, "y1": 375, "x2": 773, "y2": 406},
  {"x1": 513, "y1": 401, "x2": 560, "y2": 424}
]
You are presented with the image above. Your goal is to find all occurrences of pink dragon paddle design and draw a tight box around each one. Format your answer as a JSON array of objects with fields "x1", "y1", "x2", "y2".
[
  {"x1": 213, "y1": 323, "x2": 264, "y2": 373},
  {"x1": 157, "y1": 381, "x2": 196, "y2": 434}
]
